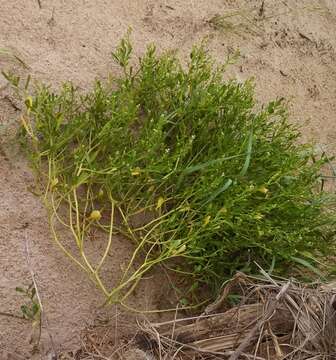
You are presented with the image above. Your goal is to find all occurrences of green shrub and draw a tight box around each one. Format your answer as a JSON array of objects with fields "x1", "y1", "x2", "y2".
[{"x1": 22, "y1": 38, "x2": 335, "y2": 304}]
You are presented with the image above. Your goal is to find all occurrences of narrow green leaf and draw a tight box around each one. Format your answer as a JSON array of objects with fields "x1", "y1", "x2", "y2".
[
  {"x1": 291, "y1": 256, "x2": 325, "y2": 279},
  {"x1": 240, "y1": 125, "x2": 254, "y2": 177},
  {"x1": 203, "y1": 178, "x2": 233, "y2": 205}
]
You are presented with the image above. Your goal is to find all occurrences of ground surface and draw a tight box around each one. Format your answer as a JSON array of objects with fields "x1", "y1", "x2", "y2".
[{"x1": 0, "y1": 0, "x2": 336, "y2": 358}]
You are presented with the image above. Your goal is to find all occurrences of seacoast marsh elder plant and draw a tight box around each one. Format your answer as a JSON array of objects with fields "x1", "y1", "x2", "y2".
[{"x1": 21, "y1": 37, "x2": 335, "y2": 305}]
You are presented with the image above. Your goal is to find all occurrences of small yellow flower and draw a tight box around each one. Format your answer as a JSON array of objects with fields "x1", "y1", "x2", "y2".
[
  {"x1": 25, "y1": 96, "x2": 33, "y2": 110},
  {"x1": 131, "y1": 167, "x2": 141, "y2": 176},
  {"x1": 156, "y1": 197, "x2": 165, "y2": 209},
  {"x1": 50, "y1": 178, "x2": 58, "y2": 188},
  {"x1": 203, "y1": 215, "x2": 211, "y2": 226},
  {"x1": 175, "y1": 244, "x2": 186, "y2": 254},
  {"x1": 89, "y1": 210, "x2": 102, "y2": 221},
  {"x1": 258, "y1": 186, "x2": 269, "y2": 194}
]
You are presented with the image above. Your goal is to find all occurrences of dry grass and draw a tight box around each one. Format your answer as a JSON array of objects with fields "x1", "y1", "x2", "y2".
[
  {"x1": 59, "y1": 273, "x2": 336, "y2": 359},
  {"x1": 136, "y1": 273, "x2": 336, "y2": 359}
]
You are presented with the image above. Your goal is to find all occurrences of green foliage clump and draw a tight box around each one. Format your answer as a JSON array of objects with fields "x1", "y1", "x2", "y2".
[{"x1": 22, "y1": 38, "x2": 334, "y2": 302}]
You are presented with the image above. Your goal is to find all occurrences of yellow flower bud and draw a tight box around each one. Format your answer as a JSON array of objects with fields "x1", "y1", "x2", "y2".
[
  {"x1": 156, "y1": 197, "x2": 165, "y2": 209},
  {"x1": 89, "y1": 210, "x2": 101, "y2": 221},
  {"x1": 203, "y1": 215, "x2": 211, "y2": 226},
  {"x1": 50, "y1": 178, "x2": 58, "y2": 188},
  {"x1": 131, "y1": 167, "x2": 141, "y2": 176},
  {"x1": 258, "y1": 186, "x2": 269, "y2": 194},
  {"x1": 175, "y1": 244, "x2": 186, "y2": 254}
]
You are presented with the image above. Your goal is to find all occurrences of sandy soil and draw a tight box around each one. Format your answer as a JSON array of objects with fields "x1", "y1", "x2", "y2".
[{"x1": 0, "y1": 0, "x2": 336, "y2": 358}]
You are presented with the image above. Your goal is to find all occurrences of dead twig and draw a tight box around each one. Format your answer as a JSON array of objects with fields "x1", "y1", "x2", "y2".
[
  {"x1": 203, "y1": 272, "x2": 244, "y2": 315},
  {"x1": 298, "y1": 31, "x2": 314, "y2": 43},
  {"x1": 24, "y1": 233, "x2": 57, "y2": 358},
  {"x1": 0, "y1": 311, "x2": 27, "y2": 320},
  {"x1": 259, "y1": 0, "x2": 265, "y2": 17},
  {"x1": 4, "y1": 94, "x2": 21, "y2": 111}
]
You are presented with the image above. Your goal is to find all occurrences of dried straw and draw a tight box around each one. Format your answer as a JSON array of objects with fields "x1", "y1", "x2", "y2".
[{"x1": 137, "y1": 273, "x2": 336, "y2": 359}]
